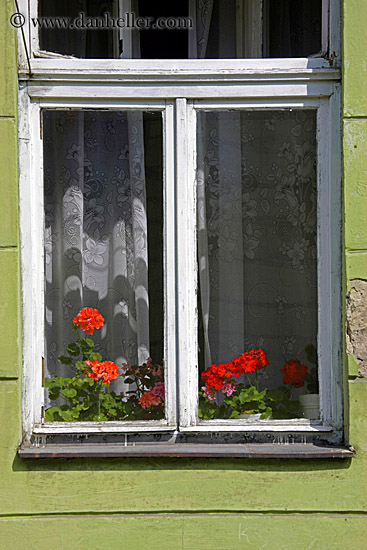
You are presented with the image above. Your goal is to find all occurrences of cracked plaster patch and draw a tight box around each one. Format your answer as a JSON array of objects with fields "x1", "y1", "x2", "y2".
[{"x1": 346, "y1": 279, "x2": 367, "y2": 377}]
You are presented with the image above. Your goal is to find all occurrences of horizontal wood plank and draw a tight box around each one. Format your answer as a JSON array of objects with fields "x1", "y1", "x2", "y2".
[{"x1": 18, "y1": 443, "x2": 354, "y2": 459}]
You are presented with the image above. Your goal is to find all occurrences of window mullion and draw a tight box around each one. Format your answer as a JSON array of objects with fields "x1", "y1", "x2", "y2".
[
  {"x1": 164, "y1": 101, "x2": 178, "y2": 427},
  {"x1": 244, "y1": 0, "x2": 264, "y2": 58},
  {"x1": 176, "y1": 98, "x2": 198, "y2": 428}
]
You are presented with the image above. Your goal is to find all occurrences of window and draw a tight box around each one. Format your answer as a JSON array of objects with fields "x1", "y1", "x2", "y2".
[{"x1": 17, "y1": 0, "x2": 346, "y2": 455}]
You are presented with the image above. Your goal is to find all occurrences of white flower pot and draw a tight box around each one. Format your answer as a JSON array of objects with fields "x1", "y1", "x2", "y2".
[{"x1": 299, "y1": 394, "x2": 319, "y2": 420}]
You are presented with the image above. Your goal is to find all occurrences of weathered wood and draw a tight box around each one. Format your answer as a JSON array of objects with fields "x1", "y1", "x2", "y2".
[{"x1": 18, "y1": 443, "x2": 355, "y2": 459}]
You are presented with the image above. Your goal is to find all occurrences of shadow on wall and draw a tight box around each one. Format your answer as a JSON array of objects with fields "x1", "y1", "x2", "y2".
[{"x1": 12, "y1": 454, "x2": 352, "y2": 474}]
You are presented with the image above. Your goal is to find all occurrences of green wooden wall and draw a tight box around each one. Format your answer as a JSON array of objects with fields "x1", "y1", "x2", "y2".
[{"x1": 0, "y1": 1, "x2": 366, "y2": 547}]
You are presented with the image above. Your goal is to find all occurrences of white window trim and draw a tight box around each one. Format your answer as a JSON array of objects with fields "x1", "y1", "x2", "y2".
[{"x1": 17, "y1": 0, "x2": 343, "y2": 446}]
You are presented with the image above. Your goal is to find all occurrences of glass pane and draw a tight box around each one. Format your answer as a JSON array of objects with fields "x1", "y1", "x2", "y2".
[
  {"x1": 137, "y1": 0, "x2": 189, "y2": 59},
  {"x1": 39, "y1": 0, "x2": 119, "y2": 58},
  {"x1": 265, "y1": 0, "x2": 322, "y2": 58},
  {"x1": 43, "y1": 110, "x2": 165, "y2": 422},
  {"x1": 38, "y1": 0, "x2": 322, "y2": 59},
  {"x1": 197, "y1": 109, "x2": 319, "y2": 421}
]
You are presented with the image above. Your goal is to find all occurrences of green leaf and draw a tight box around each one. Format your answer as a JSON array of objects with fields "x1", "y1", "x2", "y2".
[
  {"x1": 123, "y1": 377, "x2": 134, "y2": 385},
  {"x1": 239, "y1": 391, "x2": 253, "y2": 404},
  {"x1": 59, "y1": 409, "x2": 75, "y2": 421},
  {"x1": 67, "y1": 343, "x2": 80, "y2": 356},
  {"x1": 267, "y1": 386, "x2": 289, "y2": 402},
  {"x1": 80, "y1": 339, "x2": 94, "y2": 353},
  {"x1": 79, "y1": 401, "x2": 90, "y2": 411},
  {"x1": 62, "y1": 388, "x2": 77, "y2": 399},
  {"x1": 44, "y1": 406, "x2": 64, "y2": 422},
  {"x1": 90, "y1": 413, "x2": 108, "y2": 421},
  {"x1": 260, "y1": 407, "x2": 272, "y2": 419},
  {"x1": 48, "y1": 388, "x2": 61, "y2": 401},
  {"x1": 44, "y1": 376, "x2": 65, "y2": 388},
  {"x1": 57, "y1": 355, "x2": 73, "y2": 365},
  {"x1": 74, "y1": 378, "x2": 88, "y2": 389},
  {"x1": 88, "y1": 352, "x2": 102, "y2": 361}
]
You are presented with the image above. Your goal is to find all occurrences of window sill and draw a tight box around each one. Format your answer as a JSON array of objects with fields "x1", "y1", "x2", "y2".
[{"x1": 18, "y1": 443, "x2": 355, "y2": 459}]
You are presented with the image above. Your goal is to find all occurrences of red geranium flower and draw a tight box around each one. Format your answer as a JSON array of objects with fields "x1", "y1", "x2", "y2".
[
  {"x1": 85, "y1": 359, "x2": 119, "y2": 385},
  {"x1": 139, "y1": 390, "x2": 162, "y2": 409},
  {"x1": 232, "y1": 349, "x2": 269, "y2": 375},
  {"x1": 201, "y1": 350, "x2": 269, "y2": 392},
  {"x1": 202, "y1": 362, "x2": 232, "y2": 391},
  {"x1": 281, "y1": 359, "x2": 308, "y2": 387},
  {"x1": 73, "y1": 307, "x2": 104, "y2": 335}
]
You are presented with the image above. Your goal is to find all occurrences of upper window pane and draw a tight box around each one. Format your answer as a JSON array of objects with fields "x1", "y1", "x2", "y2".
[
  {"x1": 265, "y1": 0, "x2": 322, "y2": 58},
  {"x1": 43, "y1": 109, "x2": 165, "y2": 422},
  {"x1": 39, "y1": 0, "x2": 119, "y2": 58},
  {"x1": 37, "y1": 0, "x2": 322, "y2": 59},
  {"x1": 197, "y1": 109, "x2": 319, "y2": 421}
]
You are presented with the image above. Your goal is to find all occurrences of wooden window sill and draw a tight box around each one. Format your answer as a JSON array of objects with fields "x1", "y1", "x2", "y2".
[{"x1": 18, "y1": 443, "x2": 355, "y2": 459}]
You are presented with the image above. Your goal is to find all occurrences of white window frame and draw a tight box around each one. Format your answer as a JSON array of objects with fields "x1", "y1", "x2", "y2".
[
  {"x1": 17, "y1": 0, "x2": 344, "y2": 447},
  {"x1": 178, "y1": 95, "x2": 342, "y2": 440}
]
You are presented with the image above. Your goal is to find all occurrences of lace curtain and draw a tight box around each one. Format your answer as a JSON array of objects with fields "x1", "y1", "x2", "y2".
[
  {"x1": 197, "y1": 110, "x2": 318, "y2": 388},
  {"x1": 44, "y1": 110, "x2": 151, "y2": 386}
]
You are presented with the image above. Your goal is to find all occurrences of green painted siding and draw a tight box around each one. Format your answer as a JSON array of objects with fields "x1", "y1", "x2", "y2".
[
  {"x1": 344, "y1": 119, "x2": 367, "y2": 251},
  {"x1": 0, "y1": 515, "x2": 367, "y2": 550},
  {"x1": 0, "y1": 0, "x2": 366, "y2": 547}
]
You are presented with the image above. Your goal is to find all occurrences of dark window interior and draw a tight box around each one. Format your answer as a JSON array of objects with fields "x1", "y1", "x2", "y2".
[
  {"x1": 138, "y1": 0, "x2": 189, "y2": 59},
  {"x1": 266, "y1": 0, "x2": 322, "y2": 57},
  {"x1": 39, "y1": 0, "x2": 323, "y2": 59},
  {"x1": 39, "y1": 0, "x2": 117, "y2": 58}
]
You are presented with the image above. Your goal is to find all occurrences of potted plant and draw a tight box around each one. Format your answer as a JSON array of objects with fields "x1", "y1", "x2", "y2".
[
  {"x1": 199, "y1": 349, "x2": 273, "y2": 420},
  {"x1": 281, "y1": 344, "x2": 319, "y2": 420},
  {"x1": 199, "y1": 348, "x2": 302, "y2": 421},
  {"x1": 45, "y1": 307, "x2": 165, "y2": 421}
]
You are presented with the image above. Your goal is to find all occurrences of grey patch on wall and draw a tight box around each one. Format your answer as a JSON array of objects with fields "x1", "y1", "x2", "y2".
[{"x1": 346, "y1": 279, "x2": 367, "y2": 377}]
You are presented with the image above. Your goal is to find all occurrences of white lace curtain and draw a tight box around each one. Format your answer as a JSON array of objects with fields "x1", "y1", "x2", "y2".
[
  {"x1": 44, "y1": 110, "x2": 150, "y2": 379},
  {"x1": 197, "y1": 110, "x2": 318, "y2": 387}
]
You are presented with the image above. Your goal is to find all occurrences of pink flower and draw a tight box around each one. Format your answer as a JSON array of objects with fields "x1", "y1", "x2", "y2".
[
  {"x1": 152, "y1": 381, "x2": 165, "y2": 401},
  {"x1": 152, "y1": 365, "x2": 162, "y2": 377},
  {"x1": 222, "y1": 382, "x2": 236, "y2": 397},
  {"x1": 202, "y1": 385, "x2": 215, "y2": 401}
]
